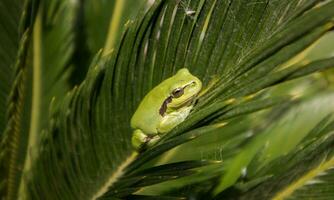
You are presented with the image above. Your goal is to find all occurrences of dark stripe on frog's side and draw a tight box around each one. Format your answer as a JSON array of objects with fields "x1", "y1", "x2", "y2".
[
  {"x1": 159, "y1": 96, "x2": 172, "y2": 116},
  {"x1": 159, "y1": 83, "x2": 196, "y2": 116}
]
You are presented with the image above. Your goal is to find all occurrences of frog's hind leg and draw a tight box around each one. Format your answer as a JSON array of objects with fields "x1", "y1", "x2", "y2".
[
  {"x1": 132, "y1": 130, "x2": 149, "y2": 151},
  {"x1": 132, "y1": 130, "x2": 161, "y2": 151}
]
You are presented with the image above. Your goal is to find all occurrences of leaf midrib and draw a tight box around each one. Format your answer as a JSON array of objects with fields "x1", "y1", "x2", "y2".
[{"x1": 17, "y1": 9, "x2": 43, "y2": 199}]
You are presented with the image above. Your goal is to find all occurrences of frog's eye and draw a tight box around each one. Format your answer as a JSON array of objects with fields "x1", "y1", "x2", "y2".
[{"x1": 172, "y1": 88, "x2": 184, "y2": 98}]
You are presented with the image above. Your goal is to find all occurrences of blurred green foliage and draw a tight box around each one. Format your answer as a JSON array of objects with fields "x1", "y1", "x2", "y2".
[{"x1": 0, "y1": 0, "x2": 334, "y2": 199}]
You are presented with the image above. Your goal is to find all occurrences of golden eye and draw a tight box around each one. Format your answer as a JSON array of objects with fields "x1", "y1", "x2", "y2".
[{"x1": 172, "y1": 88, "x2": 184, "y2": 98}]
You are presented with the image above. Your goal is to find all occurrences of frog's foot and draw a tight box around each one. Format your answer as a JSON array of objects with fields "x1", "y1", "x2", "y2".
[
  {"x1": 132, "y1": 130, "x2": 148, "y2": 151},
  {"x1": 132, "y1": 130, "x2": 161, "y2": 151}
]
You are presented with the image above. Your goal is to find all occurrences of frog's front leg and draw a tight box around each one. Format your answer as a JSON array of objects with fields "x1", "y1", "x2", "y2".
[
  {"x1": 132, "y1": 129, "x2": 161, "y2": 151},
  {"x1": 157, "y1": 106, "x2": 192, "y2": 133}
]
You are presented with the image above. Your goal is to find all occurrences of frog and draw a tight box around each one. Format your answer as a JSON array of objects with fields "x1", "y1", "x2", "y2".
[{"x1": 130, "y1": 68, "x2": 202, "y2": 151}]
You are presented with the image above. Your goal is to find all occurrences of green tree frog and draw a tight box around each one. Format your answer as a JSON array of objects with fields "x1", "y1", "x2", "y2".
[{"x1": 131, "y1": 68, "x2": 202, "y2": 151}]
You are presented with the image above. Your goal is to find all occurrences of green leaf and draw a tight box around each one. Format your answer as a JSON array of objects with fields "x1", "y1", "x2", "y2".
[
  {"x1": 118, "y1": 195, "x2": 186, "y2": 200},
  {"x1": 0, "y1": 0, "x2": 23, "y2": 135},
  {"x1": 214, "y1": 91, "x2": 334, "y2": 194},
  {"x1": 105, "y1": 160, "x2": 218, "y2": 196},
  {"x1": 0, "y1": 0, "x2": 38, "y2": 198},
  {"x1": 84, "y1": 0, "x2": 147, "y2": 56},
  {"x1": 70, "y1": 0, "x2": 148, "y2": 85},
  {"x1": 196, "y1": 0, "x2": 334, "y2": 107},
  {"x1": 9, "y1": 0, "x2": 334, "y2": 199},
  {"x1": 228, "y1": 130, "x2": 334, "y2": 200},
  {"x1": 0, "y1": 0, "x2": 77, "y2": 199}
]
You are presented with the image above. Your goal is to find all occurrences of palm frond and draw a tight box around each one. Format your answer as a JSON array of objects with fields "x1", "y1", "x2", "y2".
[
  {"x1": 84, "y1": 0, "x2": 147, "y2": 55},
  {"x1": 0, "y1": 0, "x2": 78, "y2": 199},
  {"x1": 8, "y1": 0, "x2": 334, "y2": 199},
  {"x1": 0, "y1": 0, "x2": 38, "y2": 198},
  {"x1": 213, "y1": 91, "x2": 334, "y2": 194},
  {"x1": 120, "y1": 195, "x2": 187, "y2": 200},
  {"x1": 223, "y1": 123, "x2": 334, "y2": 200},
  {"x1": 0, "y1": 0, "x2": 23, "y2": 134}
]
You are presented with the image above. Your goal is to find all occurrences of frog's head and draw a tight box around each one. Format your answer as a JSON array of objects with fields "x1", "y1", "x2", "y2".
[{"x1": 167, "y1": 68, "x2": 202, "y2": 109}]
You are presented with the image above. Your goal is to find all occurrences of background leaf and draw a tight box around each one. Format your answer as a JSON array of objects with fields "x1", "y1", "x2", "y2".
[
  {"x1": 0, "y1": 0, "x2": 37, "y2": 198},
  {"x1": 224, "y1": 122, "x2": 334, "y2": 200},
  {"x1": 0, "y1": 0, "x2": 23, "y2": 135}
]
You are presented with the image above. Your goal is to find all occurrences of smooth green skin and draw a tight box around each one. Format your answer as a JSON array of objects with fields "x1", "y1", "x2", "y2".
[{"x1": 131, "y1": 68, "x2": 202, "y2": 151}]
